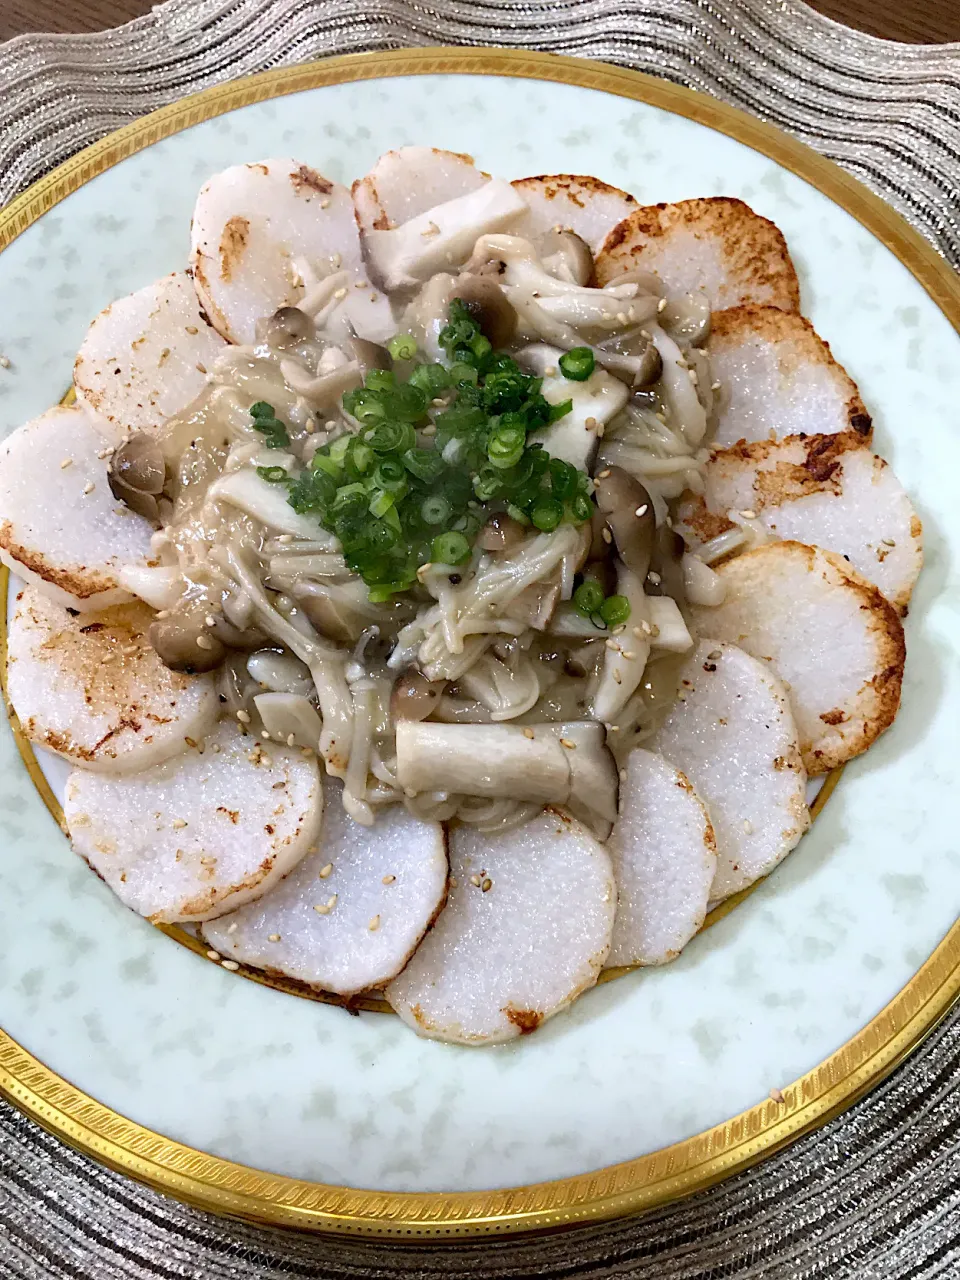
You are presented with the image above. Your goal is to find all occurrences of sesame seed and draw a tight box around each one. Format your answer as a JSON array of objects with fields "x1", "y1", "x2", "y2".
[
  {"x1": 739, "y1": 509, "x2": 757, "y2": 520},
  {"x1": 688, "y1": 368, "x2": 698, "y2": 384},
  {"x1": 185, "y1": 325, "x2": 199, "y2": 335},
  {"x1": 172, "y1": 818, "x2": 187, "y2": 829},
  {"x1": 615, "y1": 311, "x2": 628, "y2": 325},
  {"x1": 196, "y1": 362, "x2": 208, "y2": 375},
  {"x1": 657, "y1": 298, "x2": 667, "y2": 312},
  {"x1": 609, "y1": 724, "x2": 620, "y2": 732},
  {"x1": 60, "y1": 457, "x2": 73, "y2": 469},
  {"x1": 647, "y1": 571, "x2": 662, "y2": 586},
  {"x1": 522, "y1": 727, "x2": 535, "y2": 739},
  {"x1": 354, "y1": 279, "x2": 369, "y2": 289},
  {"x1": 621, "y1": 650, "x2": 636, "y2": 660},
  {"x1": 601, "y1": 527, "x2": 613, "y2": 544},
  {"x1": 82, "y1": 480, "x2": 95, "y2": 495},
  {"x1": 420, "y1": 221, "x2": 441, "y2": 239},
  {"x1": 544, "y1": 365, "x2": 557, "y2": 377},
  {"x1": 284, "y1": 733, "x2": 295, "y2": 747},
  {"x1": 221, "y1": 960, "x2": 240, "y2": 972},
  {"x1": 635, "y1": 504, "x2": 648, "y2": 517},
  {"x1": 205, "y1": 615, "x2": 217, "y2": 627},
  {"x1": 333, "y1": 287, "x2": 348, "y2": 300},
  {"x1": 320, "y1": 198, "x2": 330, "y2": 209},
  {"x1": 470, "y1": 874, "x2": 482, "y2": 887},
  {"x1": 156, "y1": 610, "x2": 170, "y2": 619},
  {"x1": 330, "y1": 253, "x2": 342, "y2": 268},
  {"x1": 368, "y1": 914, "x2": 381, "y2": 931},
  {"x1": 0, "y1": 355, "x2": 9, "y2": 369},
  {"x1": 708, "y1": 649, "x2": 723, "y2": 660},
  {"x1": 613, "y1": 624, "x2": 627, "y2": 635},
  {"x1": 481, "y1": 878, "x2": 492, "y2": 892},
  {"x1": 227, "y1": 923, "x2": 238, "y2": 934},
  {"x1": 97, "y1": 447, "x2": 113, "y2": 459},
  {"x1": 318, "y1": 863, "x2": 334, "y2": 879},
  {"x1": 326, "y1": 894, "x2": 337, "y2": 909},
  {"x1": 200, "y1": 855, "x2": 216, "y2": 866},
  {"x1": 596, "y1": 423, "x2": 605, "y2": 438},
  {"x1": 606, "y1": 639, "x2": 621, "y2": 652},
  {"x1": 612, "y1": 669, "x2": 622, "y2": 684},
  {"x1": 585, "y1": 416, "x2": 598, "y2": 430},
  {"x1": 597, "y1": 469, "x2": 611, "y2": 479},
  {"x1": 619, "y1": 769, "x2": 628, "y2": 781},
  {"x1": 559, "y1": 738, "x2": 576, "y2": 750},
  {"x1": 382, "y1": 875, "x2": 396, "y2": 885},
  {"x1": 196, "y1": 635, "x2": 214, "y2": 650},
  {"x1": 277, "y1": 533, "x2": 293, "y2": 545},
  {"x1": 236, "y1": 710, "x2": 251, "y2": 724},
  {"x1": 881, "y1": 537, "x2": 896, "y2": 547},
  {"x1": 268, "y1": 934, "x2": 281, "y2": 942},
  {"x1": 261, "y1": 730, "x2": 271, "y2": 740},
  {"x1": 743, "y1": 819, "x2": 754, "y2": 834},
  {"x1": 711, "y1": 380, "x2": 722, "y2": 391},
  {"x1": 206, "y1": 950, "x2": 221, "y2": 961}
]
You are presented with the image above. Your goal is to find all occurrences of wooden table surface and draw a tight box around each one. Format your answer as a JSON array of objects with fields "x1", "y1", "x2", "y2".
[{"x1": 1, "y1": 0, "x2": 959, "y2": 43}]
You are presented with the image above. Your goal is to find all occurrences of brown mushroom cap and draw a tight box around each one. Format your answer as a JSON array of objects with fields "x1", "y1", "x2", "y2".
[
  {"x1": 451, "y1": 275, "x2": 517, "y2": 348},
  {"x1": 349, "y1": 335, "x2": 392, "y2": 376},
  {"x1": 475, "y1": 511, "x2": 528, "y2": 554},
  {"x1": 593, "y1": 467, "x2": 656, "y2": 578},
  {"x1": 540, "y1": 228, "x2": 595, "y2": 286},
  {"x1": 265, "y1": 306, "x2": 314, "y2": 346},
  {"x1": 391, "y1": 671, "x2": 447, "y2": 722},
  {"x1": 148, "y1": 614, "x2": 226, "y2": 674},
  {"x1": 108, "y1": 433, "x2": 166, "y2": 524}
]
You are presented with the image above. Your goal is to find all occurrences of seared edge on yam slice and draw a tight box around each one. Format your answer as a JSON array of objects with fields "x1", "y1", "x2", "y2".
[
  {"x1": 706, "y1": 306, "x2": 871, "y2": 448},
  {"x1": 595, "y1": 199, "x2": 800, "y2": 313},
  {"x1": 202, "y1": 772, "x2": 447, "y2": 996},
  {"x1": 606, "y1": 748, "x2": 717, "y2": 967},
  {"x1": 676, "y1": 431, "x2": 922, "y2": 613},
  {"x1": 6, "y1": 585, "x2": 218, "y2": 773},
  {"x1": 651, "y1": 640, "x2": 809, "y2": 901},
  {"x1": 64, "y1": 720, "x2": 322, "y2": 923},
  {"x1": 0, "y1": 405, "x2": 154, "y2": 612},
  {"x1": 688, "y1": 542, "x2": 905, "y2": 773},
  {"x1": 386, "y1": 809, "x2": 615, "y2": 1044}
]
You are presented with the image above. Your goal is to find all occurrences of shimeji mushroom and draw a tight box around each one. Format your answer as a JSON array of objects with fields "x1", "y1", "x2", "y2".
[{"x1": 202, "y1": 772, "x2": 447, "y2": 995}]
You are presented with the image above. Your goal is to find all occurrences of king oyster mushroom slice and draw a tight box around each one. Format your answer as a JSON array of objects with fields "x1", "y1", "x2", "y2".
[
  {"x1": 606, "y1": 748, "x2": 717, "y2": 968},
  {"x1": 395, "y1": 720, "x2": 618, "y2": 834},
  {"x1": 0, "y1": 405, "x2": 155, "y2": 612},
  {"x1": 352, "y1": 145, "x2": 489, "y2": 232},
  {"x1": 675, "y1": 432, "x2": 922, "y2": 614},
  {"x1": 74, "y1": 272, "x2": 227, "y2": 435},
  {"x1": 202, "y1": 773, "x2": 447, "y2": 995},
  {"x1": 595, "y1": 198, "x2": 800, "y2": 312},
  {"x1": 519, "y1": 343, "x2": 629, "y2": 471},
  {"x1": 63, "y1": 720, "x2": 322, "y2": 923},
  {"x1": 190, "y1": 159, "x2": 394, "y2": 346},
  {"x1": 650, "y1": 640, "x2": 809, "y2": 902},
  {"x1": 361, "y1": 180, "x2": 527, "y2": 293},
  {"x1": 7, "y1": 586, "x2": 219, "y2": 773},
  {"x1": 511, "y1": 174, "x2": 638, "y2": 256},
  {"x1": 386, "y1": 809, "x2": 616, "y2": 1044},
  {"x1": 705, "y1": 306, "x2": 872, "y2": 448},
  {"x1": 687, "y1": 542, "x2": 905, "y2": 774}
]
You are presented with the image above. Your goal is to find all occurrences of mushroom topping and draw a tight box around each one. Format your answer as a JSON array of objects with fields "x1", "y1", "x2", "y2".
[
  {"x1": 451, "y1": 275, "x2": 517, "y2": 348},
  {"x1": 348, "y1": 334, "x2": 392, "y2": 375},
  {"x1": 263, "y1": 305, "x2": 314, "y2": 347},
  {"x1": 108, "y1": 433, "x2": 166, "y2": 524},
  {"x1": 540, "y1": 228, "x2": 595, "y2": 286},
  {"x1": 391, "y1": 671, "x2": 447, "y2": 721},
  {"x1": 593, "y1": 467, "x2": 656, "y2": 579},
  {"x1": 659, "y1": 292, "x2": 712, "y2": 346},
  {"x1": 475, "y1": 511, "x2": 528, "y2": 554},
  {"x1": 149, "y1": 611, "x2": 227, "y2": 674}
]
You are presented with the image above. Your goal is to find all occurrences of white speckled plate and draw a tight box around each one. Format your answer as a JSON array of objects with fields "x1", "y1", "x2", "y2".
[{"x1": 0, "y1": 50, "x2": 958, "y2": 1239}]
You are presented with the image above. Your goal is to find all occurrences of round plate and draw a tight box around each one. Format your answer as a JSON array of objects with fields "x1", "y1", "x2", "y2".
[{"x1": 0, "y1": 48, "x2": 958, "y2": 1239}]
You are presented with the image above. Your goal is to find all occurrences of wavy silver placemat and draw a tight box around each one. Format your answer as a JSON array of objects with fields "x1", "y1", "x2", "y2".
[{"x1": 0, "y1": 2, "x2": 958, "y2": 1275}]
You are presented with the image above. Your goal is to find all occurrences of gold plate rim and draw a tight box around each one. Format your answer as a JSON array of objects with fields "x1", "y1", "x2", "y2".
[{"x1": 1, "y1": 45, "x2": 958, "y2": 1239}]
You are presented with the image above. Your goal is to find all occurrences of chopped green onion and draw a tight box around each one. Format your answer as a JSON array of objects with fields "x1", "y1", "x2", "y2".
[
  {"x1": 558, "y1": 347, "x2": 596, "y2": 381},
  {"x1": 369, "y1": 489, "x2": 396, "y2": 519},
  {"x1": 363, "y1": 420, "x2": 416, "y2": 454},
  {"x1": 530, "y1": 496, "x2": 564, "y2": 532},
  {"x1": 431, "y1": 531, "x2": 470, "y2": 565},
  {"x1": 311, "y1": 452, "x2": 343, "y2": 479},
  {"x1": 420, "y1": 494, "x2": 452, "y2": 525},
  {"x1": 250, "y1": 401, "x2": 275, "y2": 420},
  {"x1": 600, "y1": 594, "x2": 631, "y2": 626},
  {"x1": 506, "y1": 503, "x2": 531, "y2": 526},
  {"x1": 256, "y1": 465, "x2": 291, "y2": 484},
  {"x1": 448, "y1": 361, "x2": 480, "y2": 387},
  {"x1": 549, "y1": 458, "x2": 578, "y2": 500},
  {"x1": 373, "y1": 457, "x2": 408, "y2": 495},
  {"x1": 329, "y1": 435, "x2": 351, "y2": 464},
  {"x1": 403, "y1": 448, "x2": 445, "y2": 484},
  {"x1": 388, "y1": 333, "x2": 419, "y2": 361},
  {"x1": 345, "y1": 438, "x2": 374, "y2": 479},
  {"x1": 574, "y1": 580, "x2": 605, "y2": 616},
  {"x1": 571, "y1": 493, "x2": 594, "y2": 524},
  {"x1": 547, "y1": 398, "x2": 574, "y2": 423},
  {"x1": 364, "y1": 369, "x2": 397, "y2": 392},
  {"x1": 409, "y1": 362, "x2": 452, "y2": 396},
  {"x1": 248, "y1": 402, "x2": 290, "y2": 449},
  {"x1": 487, "y1": 423, "x2": 526, "y2": 470}
]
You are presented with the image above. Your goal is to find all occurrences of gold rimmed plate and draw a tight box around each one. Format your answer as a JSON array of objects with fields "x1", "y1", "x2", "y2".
[{"x1": 0, "y1": 48, "x2": 957, "y2": 1238}]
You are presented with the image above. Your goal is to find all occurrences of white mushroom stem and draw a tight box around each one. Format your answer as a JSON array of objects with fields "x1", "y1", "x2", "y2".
[
  {"x1": 646, "y1": 596, "x2": 694, "y2": 652},
  {"x1": 591, "y1": 564, "x2": 652, "y2": 723},
  {"x1": 278, "y1": 358, "x2": 362, "y2": 407},
  {"x1": 364, "y1": 181, "x2": 527, "y2": 290},
  {"x1": 208, "y1": 468, "x2": 339, "y2": 545},
  {"x1": 310, "y1": 658, "x2": 354, "y2": 778},
  {"x1": 650, "y1": 325, "x2": 707, "y2": 448},
  {"x1": 253, "y1": 692, "x2": 323, "y2": 751},
  {"x1": 396, "y1": 721, "x2": 618, "y2": 833},
  {"x1": 220, "y1": 546, "x2": 342, "y2": 664}
]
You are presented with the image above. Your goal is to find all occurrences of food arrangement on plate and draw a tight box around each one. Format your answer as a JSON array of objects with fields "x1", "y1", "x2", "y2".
[{"x1": 0, "y1": 148, "x2": 919, "y2": 1045}]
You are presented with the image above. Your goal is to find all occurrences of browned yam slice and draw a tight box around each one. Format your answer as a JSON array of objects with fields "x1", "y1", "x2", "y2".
[
  {"x1": 512, "y1": 174, "x2": 638, "y2": 253},
  {"x1": 706, "y1": 306, "x2": 871, "y2": 447},
  {"x1": 676, "y1": 432, "x2": 922, "y2": 614},
  {"x1": 688, "y1": 541, "x2": 905, "y2": 773},
  {"x1": 595, "y1": 198, "x2": 800, "y2": 312}
]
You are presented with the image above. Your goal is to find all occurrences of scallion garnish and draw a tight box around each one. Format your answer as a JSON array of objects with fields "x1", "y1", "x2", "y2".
[{"x1": 558, "y1": 347, "x2": 596, "y2": 382}]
